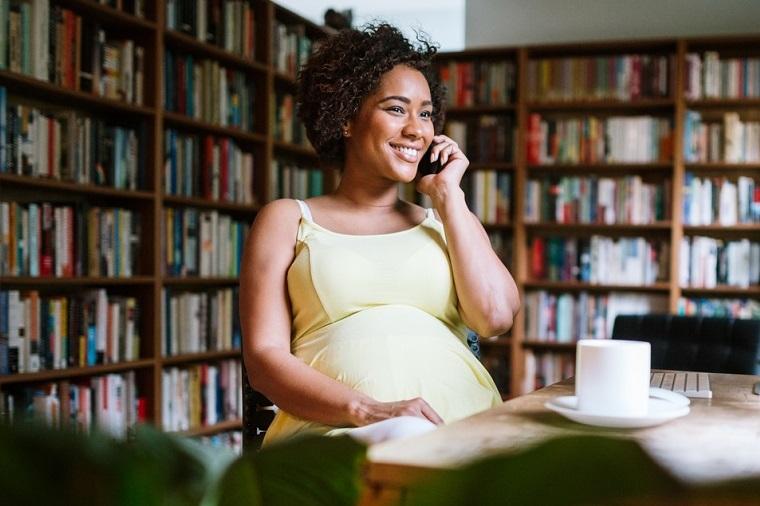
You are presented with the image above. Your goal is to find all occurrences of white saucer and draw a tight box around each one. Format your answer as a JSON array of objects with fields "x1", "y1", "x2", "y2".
[{"x1": 545, "y1": 389, "x2": 690, "y2": 429}]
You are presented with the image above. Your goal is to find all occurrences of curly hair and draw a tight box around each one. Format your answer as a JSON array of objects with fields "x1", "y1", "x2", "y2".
[{"x1": 296, "y1": 23, "x2": 445, "y2": 167}]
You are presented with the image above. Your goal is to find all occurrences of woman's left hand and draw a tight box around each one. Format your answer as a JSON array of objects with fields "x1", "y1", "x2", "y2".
[{"x1": 416, "y1": 134, "x2": 469, "y2": 200}]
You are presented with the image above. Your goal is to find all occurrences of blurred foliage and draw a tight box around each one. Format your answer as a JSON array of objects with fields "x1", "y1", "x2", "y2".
[{"x1": 1, "y1": 421, "x2": 758, "y2": 506}]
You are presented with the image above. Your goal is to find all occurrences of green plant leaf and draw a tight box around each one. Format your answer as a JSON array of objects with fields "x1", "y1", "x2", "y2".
[
  {"x1": 0, "y1": 422, "x2": 223, "y2": 506},
  {"x1": 216, "y1": 434, "x2": 367, "y2": 506},
  {"x1": 404, "y1": 435, "x2": 684, "y2": 506}
]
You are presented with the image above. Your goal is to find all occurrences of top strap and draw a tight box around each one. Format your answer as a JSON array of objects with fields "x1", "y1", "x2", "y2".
[{"x1": 295, "y1": 199, "x2": 314, "y2": 222}]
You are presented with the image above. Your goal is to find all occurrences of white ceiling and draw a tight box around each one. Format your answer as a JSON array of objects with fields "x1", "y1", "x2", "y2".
[{"x1": 275, "y1": 0, "x2": 466, "y2": 50}]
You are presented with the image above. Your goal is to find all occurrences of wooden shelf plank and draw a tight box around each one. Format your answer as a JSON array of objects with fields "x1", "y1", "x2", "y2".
[
  {"x1": 524, "y1": 222, "x2": 671, "y2": 232},
  {"x1": 527, "y1": 98, "x2": 674, "y2": 111},
  {"x1": 163, "y1": 195, "x2": 260, "y2": 214},
  {"x1": 177, "y1": 418, "x2": 243, "y2": 437},
  {"x1": 272, "y1": 140, "x2": 318, "y2": 158},
  {"x1": 0, "y1": 69, "x2": 154, "y2": 116},
  {"x1": 483, "y1": 223, "x2": 513, "y2": 231},
  {"x1": 522, "y1": 341, "x2": 577, "y2": 351},
  {"x1": 0, "y1": 276, "x2": 155, "y2": 286},
  {"x1": 680, "y1": 286, "x2": 760, "y2": 296},
  {"x1": 684, "y1": 162, "x2": 760, "y2": 172},
  {"x1": 522, "y1": 280, "x2": 671, "y2": 293},
  {"x1": 58, "y1": 0, "x2": 157, "y2": 30},
  {"x1": 274, "y1": 71, "x2": 297, "y2": 86},
  {"x1": 686, "y1": 98, "x2": 760, "y2": 108},
  {"x1": 527, "y1": 162, "x2": 672, "y2": 172},
  {"x1": 0, "y1": 359, "x2": 154, "y2": 385},
  {"x1": 684, "y1": 224, "x2": 760, "y2": 233},
  {"x1": 446, "y1": 104, "x2": 516, "y2": 114},
  {"x1": 163, "y1": 112, "x2": 266, "y2": 144},
  {"x1": 162, "y1": 277, "x2": 240, "y2": 286},
  {"x1": 0, "y1": 174, "x2": 155, "y2": 200},
  {"x1": 164, "y1": 29, "x2": 268, "y2": 72},
  {"x1": 162, "y1": 350, "x2": 241, "y2": 366},
  {"x1": 469, "y1": 162, "x2": 515, "y2": 171}
]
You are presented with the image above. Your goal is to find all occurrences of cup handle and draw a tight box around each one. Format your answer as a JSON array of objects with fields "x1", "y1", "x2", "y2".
[{"x1": 649, "y1": 387, "x2": 690, "y2": 407}]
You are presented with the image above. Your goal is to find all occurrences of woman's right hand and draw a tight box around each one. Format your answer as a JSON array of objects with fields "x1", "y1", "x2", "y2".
[{"x1": 349, "y1": 397, "x2": 444, "y2": 427}]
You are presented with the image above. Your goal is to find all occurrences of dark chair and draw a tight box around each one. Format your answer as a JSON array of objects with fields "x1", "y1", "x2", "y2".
[
  {"x1": 611, "y1": 314, "x2": 760, "y2": 375},
  {"x1": 241, "y1": 361, "x2": 276, "y2": 453}
]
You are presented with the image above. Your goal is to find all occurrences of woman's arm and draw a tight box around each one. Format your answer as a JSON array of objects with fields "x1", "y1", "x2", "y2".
[
  {"x1": 418, "y1": 136, "x2": 521, "y2": 338},
  {"x1": 240, "y1": 199, "x2": 443, "y2": 427}
]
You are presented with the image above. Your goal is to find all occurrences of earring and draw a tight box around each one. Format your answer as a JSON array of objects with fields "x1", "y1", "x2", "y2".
[{"x1": 342, "y1": 128, "x2": 350, "y2": 137}]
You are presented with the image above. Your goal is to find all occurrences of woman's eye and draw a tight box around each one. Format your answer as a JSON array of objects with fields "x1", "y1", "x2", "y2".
[
  {"x1": 420, "y1": 110, "x2": 432, "y2": 118},
  {"x1": 387, "y1": 106, "x2": 404, "y2": 114}
]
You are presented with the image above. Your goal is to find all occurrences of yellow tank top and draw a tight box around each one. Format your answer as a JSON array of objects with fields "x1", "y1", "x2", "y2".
[{"x1": 263, "y1": 200, "x2": 501, "y2": 445}]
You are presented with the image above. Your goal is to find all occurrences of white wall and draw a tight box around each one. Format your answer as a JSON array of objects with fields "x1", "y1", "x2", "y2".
[
  {"x1": 276, "y1": 0, "x2": 466, "y2": 50},
  {"x1": 465, "y1": 0, "x2": 760, "y2": 47}
]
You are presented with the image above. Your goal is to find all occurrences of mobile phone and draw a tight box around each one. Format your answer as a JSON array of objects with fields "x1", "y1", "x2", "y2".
[{"x1": 417, "y1": 142, "x2": 441, "y2": 177}]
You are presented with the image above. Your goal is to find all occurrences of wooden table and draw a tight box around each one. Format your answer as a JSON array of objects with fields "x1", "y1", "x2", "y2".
[{"x1": 363, "y1": 372, "x2": 760, "y2": 505}]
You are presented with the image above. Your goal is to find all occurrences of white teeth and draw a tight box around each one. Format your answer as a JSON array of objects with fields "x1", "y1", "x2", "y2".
[{"x1": 392, "y1": 145, "x2": 418, "y2": 156}]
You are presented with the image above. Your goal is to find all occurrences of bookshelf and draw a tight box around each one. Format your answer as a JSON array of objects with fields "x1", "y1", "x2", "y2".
[
  {"x1": 0, "y1": 3, "x2": 757, "y2": 427},
  {"x1": 435, "y1": 48, "x2": 519, "y2": 396},
  {"x1": 0, "y1": 0, "x2": 329, "y2": 448},
  {"x1": 437, "y1": 35, "x2": 760, "y2": 397}
]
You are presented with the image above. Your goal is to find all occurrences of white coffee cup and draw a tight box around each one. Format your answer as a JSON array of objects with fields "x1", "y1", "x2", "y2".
[{"x1": 575, "y1": 339, "x2": 651, "y2": 417}]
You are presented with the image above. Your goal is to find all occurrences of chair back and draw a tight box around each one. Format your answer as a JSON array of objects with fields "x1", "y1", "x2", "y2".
[
  {"x1": 241, "y1": 361, "x2": 276, "y2": 452},
  {"x1": 611, "y1": 314, "x2": 760, "y2": 375}
]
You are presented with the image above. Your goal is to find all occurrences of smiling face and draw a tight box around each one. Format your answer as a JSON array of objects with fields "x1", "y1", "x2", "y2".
[{"x1": 344, "y1": 65, "x2": 435, "y2": 183}]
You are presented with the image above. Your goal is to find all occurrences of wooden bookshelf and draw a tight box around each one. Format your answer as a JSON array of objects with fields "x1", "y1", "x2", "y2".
[
  {"x1": 178, "y1": 417, "x2": 244, "y2": 437},
  {"x1": 0, "y1": 0, "x2": 330, "y2": 444},
  {"x1": 438, "y1": 35, "x2": 759, "y2": 396},
  {"x1": 1, "y1": 4, "x2": 757, "y2": 423}
]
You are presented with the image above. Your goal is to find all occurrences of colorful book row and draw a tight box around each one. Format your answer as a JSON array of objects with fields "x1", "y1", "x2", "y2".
[
  {"x1": 161, "y1": 359, "x2": 242, "y2": 432},
  {"x1": 274, "y1": 92, "x2": 307, "y2": 146},
  {"x1": 679, "y1": 237, "x2": 760, "y2": 289},
  {"x1": 684, "y1": 52, "x2": 760, "y2": 100},
  {"x1": 164, "y1": 129, "x2": 254, "y2": 204},
  {"x1": 0, "y1": 202, "x2": 141, "y2": 278},
  {"x1": 0, "y1": 289, "x2": 140, "y2": 375},
  {"x1": 683, "y1": 111, "x2": 760, "y2": 163},
  {"x1": 524, "y1": 175, "x2": 670, "y2": 225},
  {"x1": 163, "y1": 207, "x2": 248, "y2": 277},
  {"x1": 529, "y1": 235, "x2": 669, "y2": 285},
  {"x1": 166, "y1": 0, "x2": 256, "y2": 59},
  {"x1": 0, "y1": 371, "x2": 144, "y2": 438},
  {"x1": 272, "y1": 20, "x2": 312, "y2": 78},
  {"x1": 270, "y1": 160, "x2": 324, "y2": 200},
  {"x1": 0, "y1": 1, "x2": 145, "y2": 104},
  {"x1": 0, "y1": 88, "x2": 145, "y2": 189},
  {"x1": 445, "y1": 115, "x2": 515, "y2": 163},
  {"x1": 526, "y1": 114, "x2": 673, "y2": 165},
  {"x1": 164, "y1": 50, "x2": 255, "y2": 130},
  {"x1": 522, "y1": 350, "x2": 574, "y2": 393},
  {"x1": 162, "y1": 287, "x2": 241, "y2": 357},
  {"x1": 524, "y1": 290, "x2": 668, "y2": 343},
  {"x1": 462, "y1": 170, "x2": 512, "y2": 225},
  {"x1": 683, "y1": 173, "x2": 759, "y2": 225},
  {"x1": 438, "y1": 60, "x2": 517, "y2": 107},
  {"x1": 677, "y1": 297, "x2": 760, "y2": 319}
]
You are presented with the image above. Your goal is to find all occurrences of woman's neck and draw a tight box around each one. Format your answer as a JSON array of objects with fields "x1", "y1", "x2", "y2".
[{"x1": 333, "y1": 170, "x2": 401, "y2": 211}]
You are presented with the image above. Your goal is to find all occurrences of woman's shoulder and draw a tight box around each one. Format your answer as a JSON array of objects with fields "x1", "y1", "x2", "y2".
[
  {"x1": 249, "y1": 199, "x2": 303, "y2": 244},
  {"x1": 256, "y1": 198, "x2": 302, "y2": 224}
]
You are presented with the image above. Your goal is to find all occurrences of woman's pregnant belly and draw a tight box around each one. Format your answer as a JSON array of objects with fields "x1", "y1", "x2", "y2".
[{"x1": 292, "y1": 305, "x2": 499, "y2": 421}]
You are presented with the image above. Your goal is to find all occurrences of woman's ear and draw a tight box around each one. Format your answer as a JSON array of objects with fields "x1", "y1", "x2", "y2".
[{"x1": 342, "y1": 123, "x2": 351, "y2": 138}]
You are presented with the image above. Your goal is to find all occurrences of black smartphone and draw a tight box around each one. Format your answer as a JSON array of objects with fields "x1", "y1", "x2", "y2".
[{"x1": 417, "y1": 142, "x2": 441, "y2": 177}]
